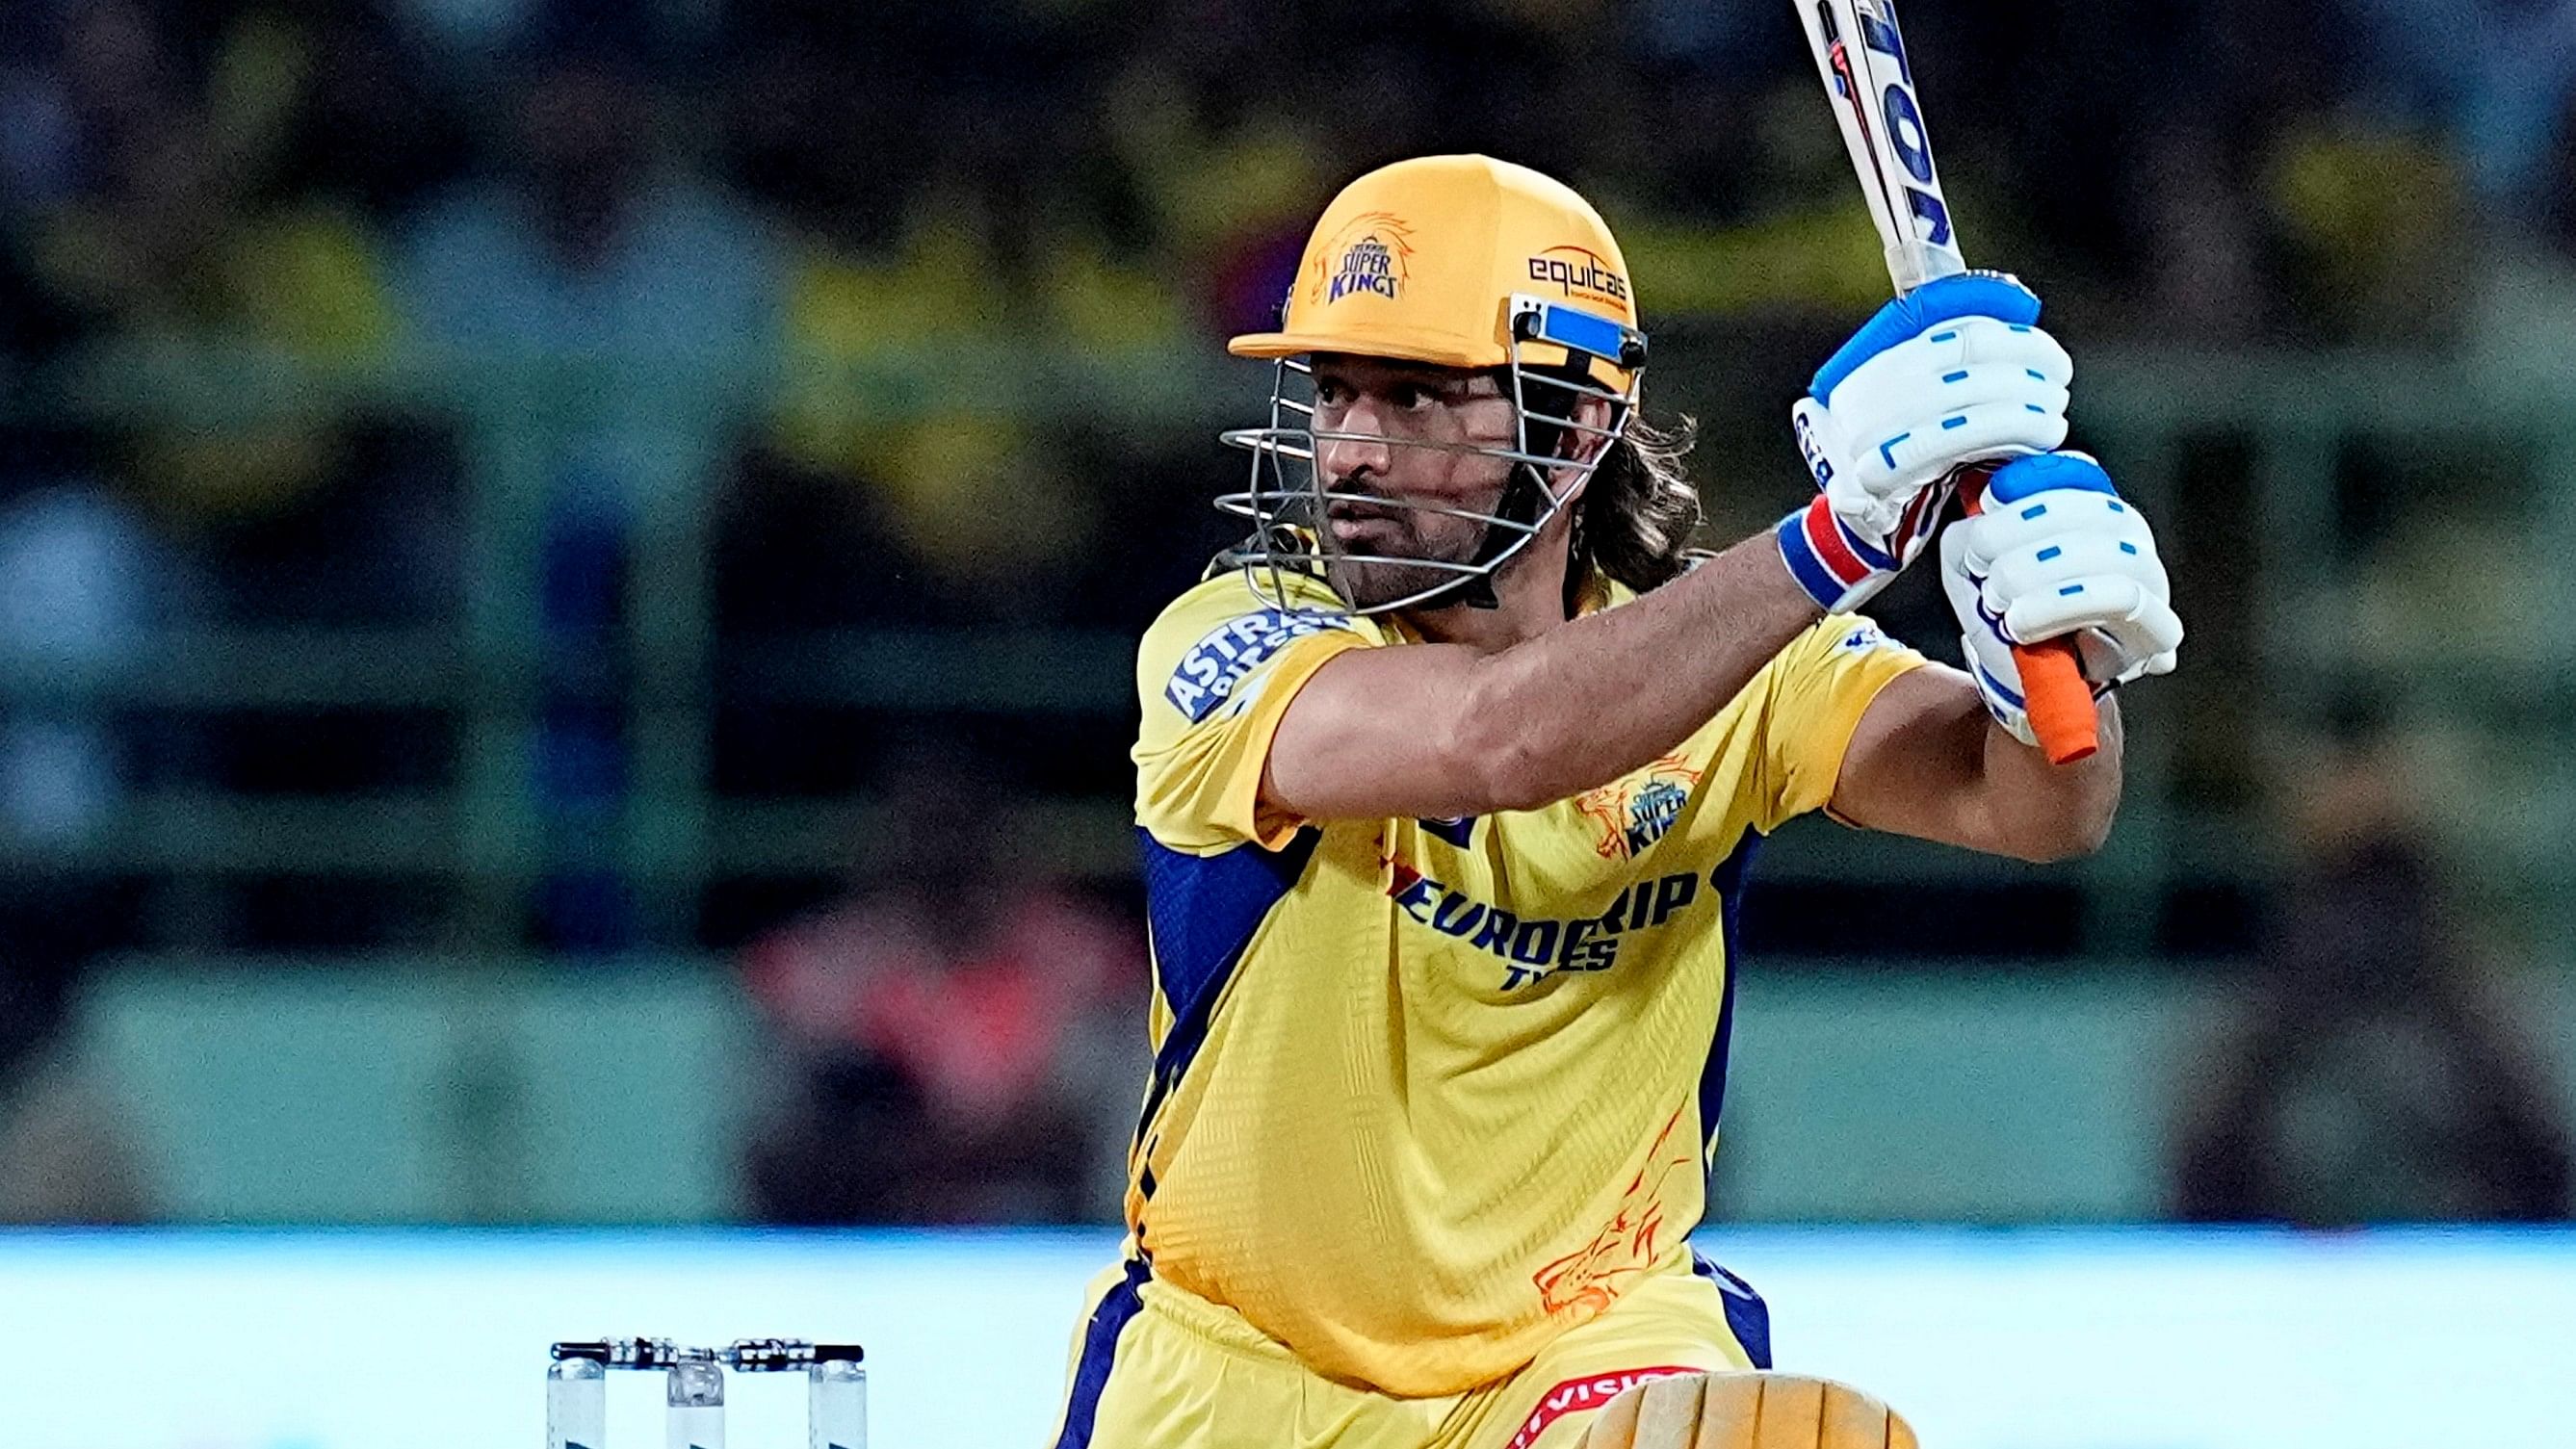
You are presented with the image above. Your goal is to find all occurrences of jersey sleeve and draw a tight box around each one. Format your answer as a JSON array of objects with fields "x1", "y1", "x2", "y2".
[
  {"x1": 1132, "y1": 576, "x2": 1378, "y2": 854},
  {"x1": 1748, "y1": 614, "x2": 1927, "y2": 832}
]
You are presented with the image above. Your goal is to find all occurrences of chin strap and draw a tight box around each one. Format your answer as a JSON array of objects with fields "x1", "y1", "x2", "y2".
[
  {"x1": 1446, "y1": 460, "x2": 1554, "y2": 610},
  {"x1": 1561, "y1": 497, "x2": 1589, "y2": 618}
]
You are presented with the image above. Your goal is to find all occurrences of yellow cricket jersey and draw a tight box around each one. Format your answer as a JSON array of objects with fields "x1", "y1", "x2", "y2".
[{"x1": 1125, "y1": 564, "x2": 1924, "y2": 1398}]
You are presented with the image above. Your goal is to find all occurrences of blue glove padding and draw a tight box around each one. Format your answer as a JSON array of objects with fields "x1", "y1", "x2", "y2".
[
  {"x1": 1941, "y1": 451, "x2": 2183, "y2": 744},
  {"x1": 1808, "y1": 272, "x2": 2043, "y2": 401},
  {"x1": 1782, "y1": 273, "x2": 2071, "y2": 613}
]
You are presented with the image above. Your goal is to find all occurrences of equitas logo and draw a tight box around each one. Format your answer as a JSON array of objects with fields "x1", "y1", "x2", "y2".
[{"x1": 1526, "y1": 246, "x2": 1628, "y2": 305}]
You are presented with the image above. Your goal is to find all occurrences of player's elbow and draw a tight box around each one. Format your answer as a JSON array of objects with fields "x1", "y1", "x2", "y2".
[
  {"x1": 1472, "y1": 743, "x2": 1574, "y2": 815},
  {"x1": 1444, "y1": 719, "x2": 1554, "y2": 815},
  {"x1": 2002, "y1": 797, "x2": 2117, "y2": 864},
  {"x1": 1445, "y1": 678, "x2": 1580, "y2": 815}
]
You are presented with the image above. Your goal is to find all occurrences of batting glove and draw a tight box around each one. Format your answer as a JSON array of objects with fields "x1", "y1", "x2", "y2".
[
  {"x1": 1941, "y1": 452, "x2": 2182, "y2": 745},
  {"x1": 1779, "y1": 272, "x2": 2071, "y2": 612}
]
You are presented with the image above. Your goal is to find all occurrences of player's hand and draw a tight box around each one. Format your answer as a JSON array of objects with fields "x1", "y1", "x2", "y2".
[
  {"x1": 1777, "y1": 272, "x2": 2070, "y2": 613},
  {"x1": 1941, "y1": 452, "x2": 2182, "y2": 746}
]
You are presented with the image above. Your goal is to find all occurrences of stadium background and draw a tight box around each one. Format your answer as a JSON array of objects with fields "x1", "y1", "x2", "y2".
[{"x1": 0, "y1": 0, "x2": 2571, "y2": 1444}]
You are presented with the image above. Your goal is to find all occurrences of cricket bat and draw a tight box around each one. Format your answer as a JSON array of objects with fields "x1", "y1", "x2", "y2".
[{"x1": 1795, "y1": 0, "x2": 2099, "y2": 764}]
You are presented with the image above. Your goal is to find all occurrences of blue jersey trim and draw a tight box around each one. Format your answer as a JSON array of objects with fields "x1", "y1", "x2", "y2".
[
  {"x1": 1051, "y1": 1256, "x2": 1151, "y2": 1449},
  {"x1": 1419, "y1": 815, "x2": 1477, "y2": 847},
  {"x1": 1131, "y1": 827, "x2": 1321, "y2": 1161},
  {"x1": 1695, "y1": 830, "x2": 1762, "y2": 1150},
  {"x1": 1691, "y1": 1253, "x2": 1775, "y2": 1370}
]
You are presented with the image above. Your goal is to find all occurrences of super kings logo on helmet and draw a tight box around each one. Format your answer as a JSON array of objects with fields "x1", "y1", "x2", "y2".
[{"x1": 1310, "y1": 211, "x2": 1415, "y2": 304}]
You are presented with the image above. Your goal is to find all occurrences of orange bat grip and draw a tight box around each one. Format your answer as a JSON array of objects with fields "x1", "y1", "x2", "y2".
[
  {"x1": 2015, "y1": 639, "x2": 2098, "y2": 764},
  {"x1": 1962, "y1": 479, "x2": 2098, "y2": 765}
]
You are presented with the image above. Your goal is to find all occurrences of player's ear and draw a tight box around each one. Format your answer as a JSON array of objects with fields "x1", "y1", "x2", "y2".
[
  {"x1": 1568, "y1": 394, "x2": 1616, "y2": 462},
  {"x1": 1548, "y1": 397, "x2": 1618, "y2": 491}
]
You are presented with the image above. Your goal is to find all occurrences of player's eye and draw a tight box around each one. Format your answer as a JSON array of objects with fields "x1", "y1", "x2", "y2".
[
  {"x1": 1312, "y1": 377, "x2": 1352, "y2": 407},
  {"x1": 1391, "y1": 382, "x2": 1437, "y2": 411}
]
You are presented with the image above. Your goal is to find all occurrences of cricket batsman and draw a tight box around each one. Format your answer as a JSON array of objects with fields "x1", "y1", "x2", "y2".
[{"x1": 1051, "y1": 155, "x2": 2181, "y2": 1449}]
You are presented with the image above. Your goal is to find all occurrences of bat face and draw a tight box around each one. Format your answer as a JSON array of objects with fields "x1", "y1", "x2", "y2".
[
  {"x1": 1844, "y1": 0, "x2": 1950, "y2": 251},
  {"x1": 1795, "y1": 0, "x2": 2104, "y2": 766},
  {"x1": 1802, "y1": 0, "x2": 1962, "y2": 289}
]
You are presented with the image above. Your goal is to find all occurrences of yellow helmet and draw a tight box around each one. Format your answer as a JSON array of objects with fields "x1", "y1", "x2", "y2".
[
  {"x1": 1229, "y1": 154, "x2": 1645, "y2": 392},
  {"x1": 1216, "y1": 155, "x2": 1652, "y2": 617}
]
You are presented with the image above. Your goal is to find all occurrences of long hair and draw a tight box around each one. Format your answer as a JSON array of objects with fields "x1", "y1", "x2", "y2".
[
  {"x1": 1573, "y1": 411, "x2": 1704, "y2": 594},
  {"x1": 1515, "y1": 366, "x2": 1705, "y2": 601}
]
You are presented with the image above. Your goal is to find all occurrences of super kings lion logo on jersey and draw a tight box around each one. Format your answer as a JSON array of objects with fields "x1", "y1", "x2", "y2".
[
  {"x1": 1572, "y1": 753, "x2": 1700, "y2": 861},
  {"x1": 1534, "y1": 1105, "x2": 1698, "y2": 1320}
]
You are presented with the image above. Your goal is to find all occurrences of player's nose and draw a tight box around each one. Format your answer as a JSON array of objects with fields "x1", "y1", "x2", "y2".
[{"x1": 1318, "y1": 397, "x2": 1394, "y2": 478}]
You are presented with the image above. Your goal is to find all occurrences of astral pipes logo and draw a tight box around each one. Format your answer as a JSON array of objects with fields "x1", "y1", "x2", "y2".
[
  {"x1": 1505, "y1": 1366, "x2": 1701, "y2": 1449},
  {"x1": 1163, "y1": 608, "x2": 1354, "y2": 722}
]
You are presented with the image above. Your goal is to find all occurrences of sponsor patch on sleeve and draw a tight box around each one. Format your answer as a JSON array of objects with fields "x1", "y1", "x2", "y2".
[
  {"x1": 1164, "y1": 608, "x2": 1354, "y2": 722},
  {"x1": 1835, "y1": 621, "x2": 1897, "y2": 655}
]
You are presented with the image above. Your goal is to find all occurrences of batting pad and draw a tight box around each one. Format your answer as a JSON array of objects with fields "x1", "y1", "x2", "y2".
[{"x1": 1578, "y1": 1373, "x2": 1918, "y2": 1449}]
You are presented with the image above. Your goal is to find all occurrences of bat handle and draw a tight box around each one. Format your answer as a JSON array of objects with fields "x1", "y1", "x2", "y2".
[{"x1": 1958, "y1": 466, "x2": 2099, "y2": 765}]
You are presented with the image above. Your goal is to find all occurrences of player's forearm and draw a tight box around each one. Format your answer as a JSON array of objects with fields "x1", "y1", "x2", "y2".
[
  {"x1": 1969, "y1": 693, "x2": 2122, "y2": 861},
  {"x1": 1452, "y1": 531, "x2": 1821, "y2": 810}
]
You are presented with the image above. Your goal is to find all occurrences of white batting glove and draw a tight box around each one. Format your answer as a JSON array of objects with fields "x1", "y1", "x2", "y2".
[
  {"x1": 1941, "y1": 452, "x2": 2182, "y2": 745},
  {"x1": 1779, "y1": 273, "x2": 2071, "y2": 613}
]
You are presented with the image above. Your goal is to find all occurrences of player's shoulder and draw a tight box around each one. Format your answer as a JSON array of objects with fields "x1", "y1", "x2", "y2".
[
  {"x1": 1591, "y1": 573, "x2": 1906, "y2": 678},
  {"x1": 1140, "y1": 568, "x2": 1369, "y2": 660},
  {"x1": 1136, "y1": 568, "x2": 1384, "y2": 724},
  {"x1": 1731, "y1": 613, "x2": 1919, "y2": 712},
  {"x1": 1150, "y1": 565, "x2": 1330, "y2": 626},
  {"x1": 1781, "y1": 614, "x2": 1912, "y2": 671}
]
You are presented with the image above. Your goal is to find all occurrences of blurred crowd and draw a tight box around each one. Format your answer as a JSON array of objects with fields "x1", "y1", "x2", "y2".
[
  {"x1": 5, "y1": 0, "x2": 2570, "y2": 653},
  {"x1": 0, "y1": 0, "x2": 2571, "y2": 1227}
]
